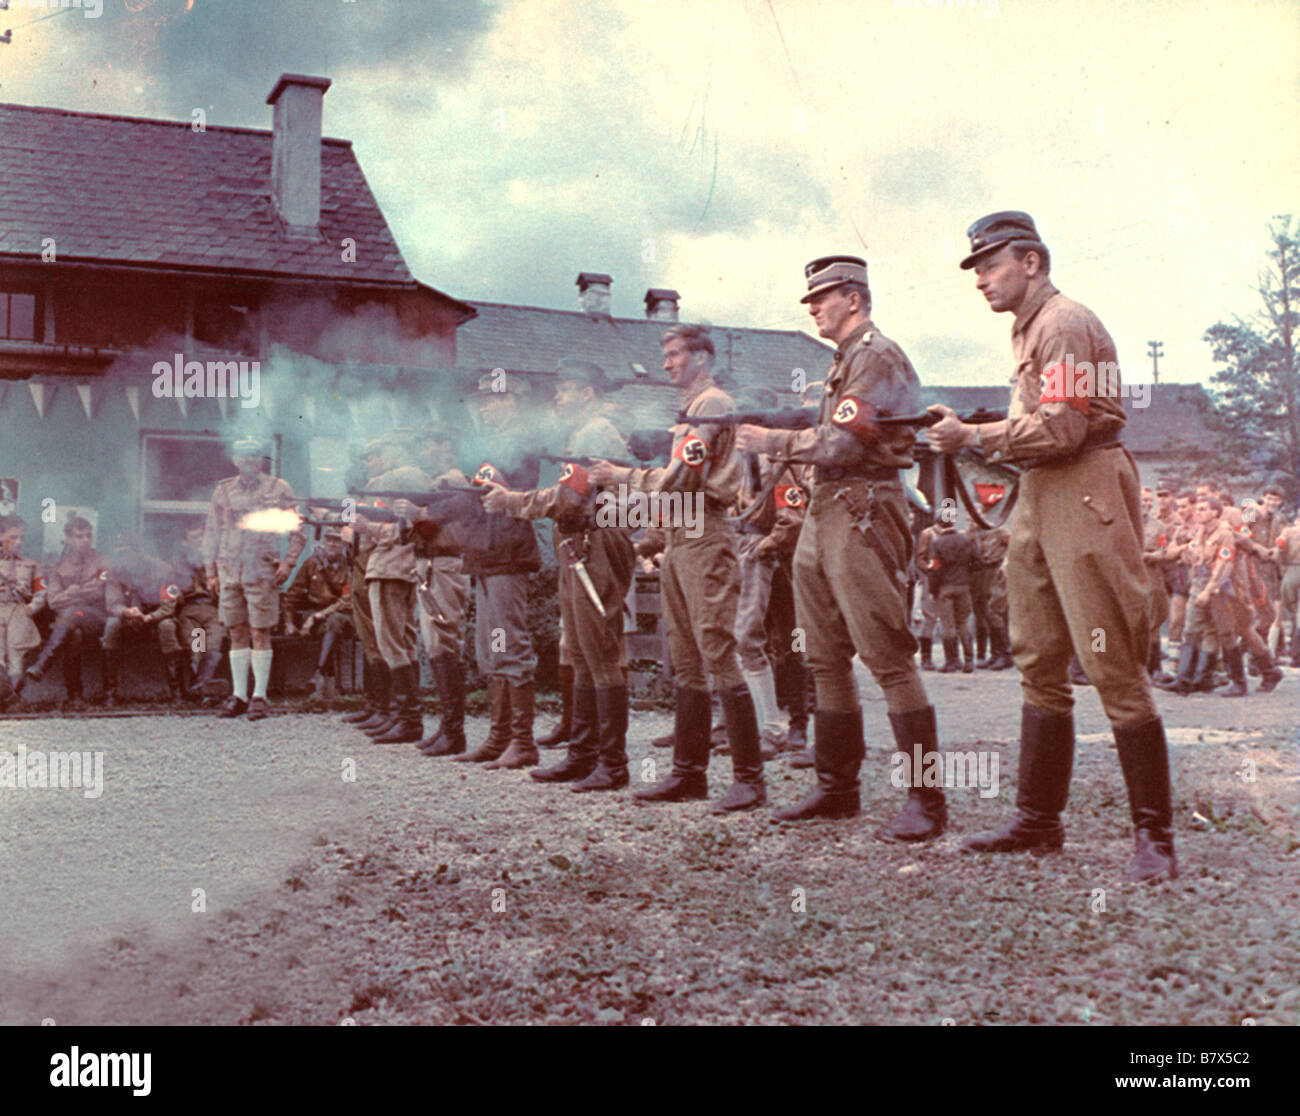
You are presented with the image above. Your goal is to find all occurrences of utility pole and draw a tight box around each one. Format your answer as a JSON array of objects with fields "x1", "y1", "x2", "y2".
[{"x1": 1147, "y1": 340, "x2": 1163, "y2": 385}]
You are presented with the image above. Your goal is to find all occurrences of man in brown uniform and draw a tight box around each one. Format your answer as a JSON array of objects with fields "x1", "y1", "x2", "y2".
[
  {"x1": 155, "y1": 524, "x2": 226, "y2": 701},
  {"x1": 1276, "y1": 512, "x2": 1300, "y2": 665},
  {"x1": 971, "y1": 522, "x2": 1013, "y2": 670},
  {"x1": 593, "y1": 324, "x2": 767, "y2": 813},
  {"x1": 932, "y1": 211, "x2": 1176, "y2": 882},
  {"x1": 25, "y1": 516, "x2": 109, "y2": 705},
  {"x1": 0, "y1": 515, "x2": 44, "y2": 708},
  {"x1": 736, "y1": 256, "x2": 947, "y2": 838},
  {"x1": 204, "y1": 436, "x2": 305, "y2": 720},
  {"x1": 929, "y1": 517, "x2": 977, "y2": 673},
  {"x1": 283, "y1": 528, "x2": 353, "y2": 700},
  {"x1": 485, "y1": 360, "x2": 635, "y2": 790}
]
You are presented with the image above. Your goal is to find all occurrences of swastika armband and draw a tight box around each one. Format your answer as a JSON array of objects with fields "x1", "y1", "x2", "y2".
[
  {"x1": 160, "y1": 583, "x2": 181, "y2": 602},
  {"x1": 1218, "y1": 545, "x2": 1233, "y2": 562},
  {"x1": 474, "y1": 462, "x2": 499, "y2": 485},
  {"x1": 1039, "y1": 362, "x2": 1092, "y2": 414},
  {"x1": 674, "y1": 435, "x2": 711, "y2": 469},
  {"x1": 559, "y1": 461, "x2": 592, "y2": 498},
  {"x1": 830, "y1": 396, "x2": 878, "y2": 444},
  {"x1": 775, "y1": 485, "x2": 806, "y2": 510}
]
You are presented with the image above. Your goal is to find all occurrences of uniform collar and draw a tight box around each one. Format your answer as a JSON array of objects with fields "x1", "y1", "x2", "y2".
[
  {"x1": 1011, "y1": 282, "x2": 1059, "y2": 337},
  {"x1": 835, "y1": 319, "x2": 874, "y2": 359},
  {"x1": 681, "y1": 374, "x2": 717, "y2": 409},
  {"x1": 236, "y1": 472, "x2": 263, "y2": 490}
]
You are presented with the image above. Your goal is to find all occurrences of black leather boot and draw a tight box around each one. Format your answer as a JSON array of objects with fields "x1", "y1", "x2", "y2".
[
  {"x1": 536, "y1": 664, "x2": 574, "y2": 748},
  {"x1": 420, "y1": 653, "x2": 467, "y2": 756},
  {"x1": 193, "y1": 649, "x2": 224, "y2": 697},
  {"x1": 456, "y1": 676, "x2": 512, "y2": 763},
  {"x1": 635, "y1": 686, "x2": 710, "y2": 803},
  {"x1": 919, "y1": 638, "x2": 935, "y2": 671},
  {"x1": 987, "y1": 619, "x2": 1013, "y2": 669},
  {"x1": 712, "y1": 685, "x2": 766, "y2": 813},
  {"x1": 26, "y1": 616, "x2": 76, "y2": 683},
  {"x1": 1217, "y1": 646, "x2": 1247, "y2": 697},
  {"x1": 532, "y1": 685, "x2": 598, "y2": 782},
  {"x1": 361, "y1": 664, "x2": 398, "y2": 735},
  {"x1": 975, "y1": 627, "x2": 988, "y2": 665},
  {"x1": 1114, "y1": 718, "x2": 1178, "y2": 882},
  {"x1": 342, "y1": 662, "x2": 382, "y2": 724},
  {"x1": 1155, "y1": 642, "x2": 1197, "y2": 695},
  {"x1": 574, "y1": 685, "x2": 631, "y2": 792},
  {"x1": 372, "y1": 664, "x2": 424, "y2": 744},
  {"x1": 773, "y1": 708, "x2": 864, "y2": 821},
  {"x1": 1068, "y1": 656, "x2": 1090, "y2": 686},
  {"x1": 164, "y1": 651, "x2": 188, "y2": 704},
  {"x1": 487, "y1": 679, "x2": 538, "y2": 769},
  {"x1": 962, "y1": 705, "x2": 1073, "y2": 854},
  {"x1": 877, "y1": 705, "x2": 948, "y2": 842},
  {"x1": 939, "y1": 636, "x2": 961, "y2": 673},
  {"x1": 1190, "y1": 649, "x2": 1220, "y2": 692},
  {"x1": 959, "y1": 633, "x2": 975, "y2": 673},
  {"x1": 102, "y1": 647, "x2": 122, "y2": 708}
]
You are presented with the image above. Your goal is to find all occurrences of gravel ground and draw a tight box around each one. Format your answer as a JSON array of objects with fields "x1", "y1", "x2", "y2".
[{"x1": 1, "y1": 664, "x2": 1296, "y2": 1026}]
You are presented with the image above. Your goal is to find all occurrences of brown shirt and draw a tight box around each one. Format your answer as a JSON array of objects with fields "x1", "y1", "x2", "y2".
[
  {"x1": 613, "y1": 375, "x2": 743, "y2": 512},
  {"x1": 204, "y1": 473, "x2": 305, "y2": 581},
  {"x1": 977, "y1": 283, "x2": 1126, "y2": 463},
  {"x1": 763, "y1": 319, "x2": 921, "y2": 474},
  {"x1": 0, "y1": 554, "x2": 44, "y2": 611},
  {"x1": 46, "y1": 547, "x2": 109, "y2": 613}
]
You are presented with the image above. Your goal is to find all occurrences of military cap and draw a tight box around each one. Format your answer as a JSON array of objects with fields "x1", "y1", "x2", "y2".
[
  {"x1": 1262, "y1": 482, "x2": 1285, "y2": 497},
  {"x1": 323, "y1": 527, "x2": 345, "y2": 541},
  {"x1": 477, "y1": 370, "x2": 531, "y2": 396},
  {"x1": 554, "y1": 359, "x2": 612, "y2": 392},
  {"x1": 800, "y1": 255, "x2": 869, "y2": 303},
  {"x1": 960, "y1": 211, "x2": 1042, "y2": 269},
  {"x1": 229, "y1": 435, "x2": 268, "y2": 456}
]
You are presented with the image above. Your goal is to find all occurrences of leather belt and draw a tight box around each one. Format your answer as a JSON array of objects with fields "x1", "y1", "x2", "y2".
[{"x1": 1020, "y1": 436, "x2": 1124, "y2": 472}]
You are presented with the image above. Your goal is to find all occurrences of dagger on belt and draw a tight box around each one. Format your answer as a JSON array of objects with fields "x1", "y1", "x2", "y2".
[{"x1": 557, "y1": 537, "x2": 606, "y2": 618}]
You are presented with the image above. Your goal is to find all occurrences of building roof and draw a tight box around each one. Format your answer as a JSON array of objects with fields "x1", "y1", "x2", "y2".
[
  {"x1": 0, "y1": 102, "x2": 429, "y2": 288},
  {"x1": 456, "y1": 301, "x2": 833, "y2": 390}
]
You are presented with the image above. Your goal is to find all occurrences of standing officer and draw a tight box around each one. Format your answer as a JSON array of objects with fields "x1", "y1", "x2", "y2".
[
  {"x1": 970, "y1": 522, "x2": 1013, "y2": 669},
  {"x1": 931, "y1": 212, "x2": 1176, "y2": 882},
  {"x1": 358, "y1": 432, "x2": 432, "y2": 745},
  {"x1": 593, "y1": 324, "x2": 767, "y2": 813},
  {"x1": 454, "y1": 373, "x2": 544, "y2": 770},
  {"x1": 735, "y1": 257, "x2": 947, "y2": 838},
  {"x1": 25, "y1": 516, "x2": 109, "y2": 706},
  {"x1": 484, "y1": 359, "x2": 635, "y2": 790},
  {"x1": 0, "y1": 515, "x2": 44, "y2": 708},
  {"x1": 929, "y1": 516, "x2": 977, "y2": 672},
  {"x1": 413, "y1": 424, "x2": 473, "y2": 758},
  {"x1": 1276, "y1": 511, "x2": 1300, "y2": 665},
  {"x1": 203, "y1": 436, "x2": 305, "y2": 720}
]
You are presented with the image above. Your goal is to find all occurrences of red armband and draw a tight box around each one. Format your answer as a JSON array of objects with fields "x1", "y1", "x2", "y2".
[
  {"x1": 673, "y1": 435, "x2": 710, "y2": 470},
  {"x1": 559, "y1": 461, "x2": 592, "y2": 497},
  {"x1": 1039, "y1": 362, "x2": 1091, "y2": 414},
  {"x1": 830, "y1": 396, "x2": 878, "y2": 444}
]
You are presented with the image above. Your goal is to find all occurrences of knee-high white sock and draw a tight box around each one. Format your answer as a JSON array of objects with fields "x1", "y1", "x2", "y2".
[
  {"x1": 229, "y1": 648, "x2": 251, "y2": 701},
  {"x1": 250, "y1": 649, "x2": 273, "y2": 700},
  {"x1": 743, "y1": 666, "x2": 785, "y2": 737}
]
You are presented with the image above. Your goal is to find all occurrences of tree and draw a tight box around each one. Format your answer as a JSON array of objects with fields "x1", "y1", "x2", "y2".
[{"x1": 1203, "y1": 216, "x2": 1300, "y2": 496}]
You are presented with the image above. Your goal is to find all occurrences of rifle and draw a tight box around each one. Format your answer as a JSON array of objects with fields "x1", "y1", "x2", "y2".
[
  {"x1": 539, "y1": 453, "x2": 639, "y2": 469},
  {"x1": 680, "y1": 406, "x2": 1006, "y2": 430}
]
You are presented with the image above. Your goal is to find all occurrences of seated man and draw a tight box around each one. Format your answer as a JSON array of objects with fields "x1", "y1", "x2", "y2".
[
  {"x1": 283, "y1": 528, "x2": 354, "y2": 700},
  {"x1": 102, "y1": 534, "x2": 172, "y2": 706},
  {"x1": 0, "y1": 515, "x2": 45, "y2": 709},
  {"x1": 25, "y1": 516, "x2": 108, "y2": 706},
  {"x1": 155, "y1": 524, "x2": 228, "y2": 702}
]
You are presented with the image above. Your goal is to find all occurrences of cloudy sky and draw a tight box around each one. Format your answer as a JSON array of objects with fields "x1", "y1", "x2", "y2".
[{"x1": 4, "y1": 0, "x2": 1298, "y2": 387}]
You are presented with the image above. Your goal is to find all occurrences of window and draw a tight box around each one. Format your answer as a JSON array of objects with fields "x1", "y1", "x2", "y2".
[
  {"x1": 1, "y1": 290, "x2": 39, "y2": 341},
  {"x1": 193, "y1": 301, "x2": 255, "y2": 353},
  {"x1": 138, "y1": 432, "x2": 280, "y2": 556}
]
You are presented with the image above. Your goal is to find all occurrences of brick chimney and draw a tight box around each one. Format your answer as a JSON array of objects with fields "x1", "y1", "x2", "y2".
[
  {"x1": 644, "y1": 288, "x2": 681, "y2": 322},
  {"x1": 576, "y1": 272, "x2": 612, "y2": 316},
  {"x1": 267, "y1": 73, "x2": 332, "y2": 235}
]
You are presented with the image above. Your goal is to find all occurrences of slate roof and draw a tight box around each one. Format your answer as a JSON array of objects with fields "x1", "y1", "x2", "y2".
[{"x1": 0, "y1": 102, "x2": 431, "y2": 288}]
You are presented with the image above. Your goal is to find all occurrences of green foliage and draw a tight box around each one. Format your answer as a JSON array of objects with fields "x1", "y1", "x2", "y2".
[{"x1": 1203, "y1": 215, "x2": 1300, "y2": 495}]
